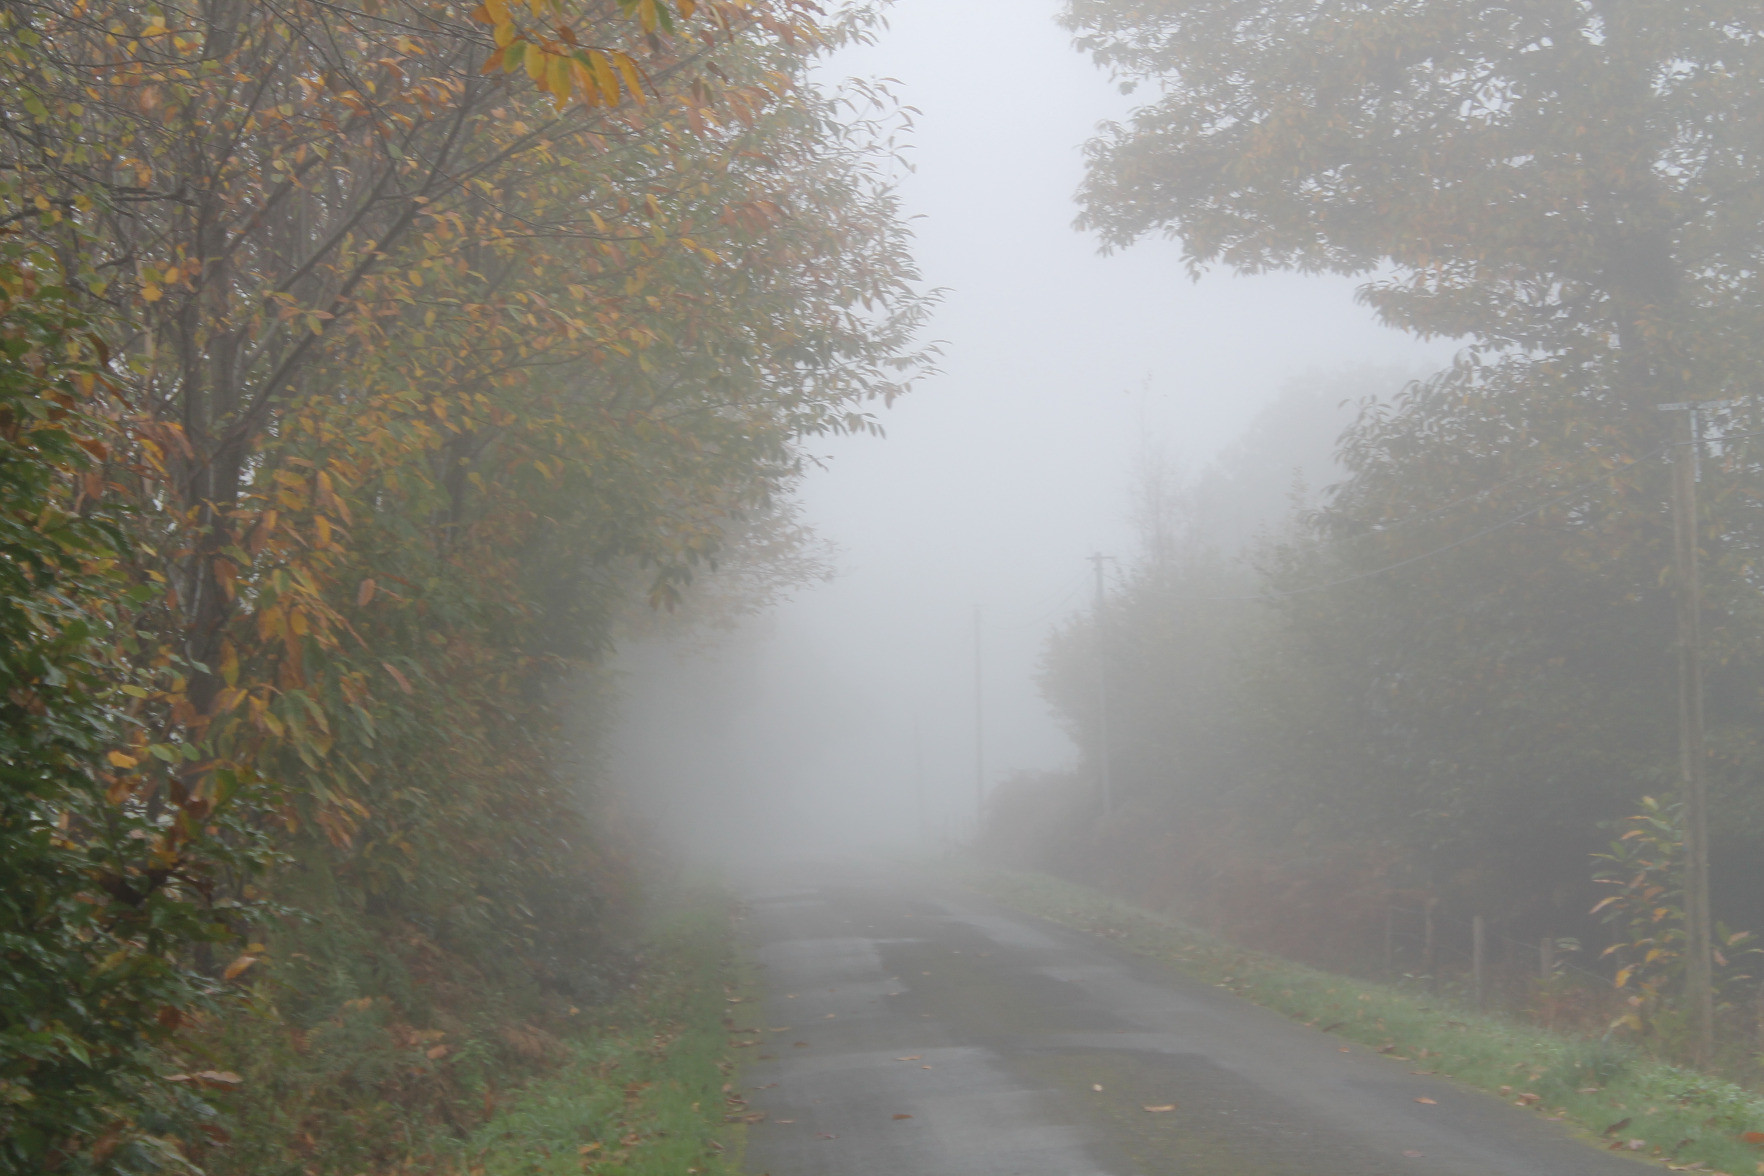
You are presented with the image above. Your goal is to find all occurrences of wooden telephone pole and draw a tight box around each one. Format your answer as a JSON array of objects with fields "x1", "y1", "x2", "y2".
[
  {"x1": 1659, "y1": 401, "x2": 1715, "y2": 1066},
  {"x1": 973, "y1": 604, "x2": 984, "y2": 835},
  {"x1": 913, "y1": 714, "x2": 927, "y2": 844},
  {"x1": 1090, "y1": 553, "x2": 1113, "y2": 817}
]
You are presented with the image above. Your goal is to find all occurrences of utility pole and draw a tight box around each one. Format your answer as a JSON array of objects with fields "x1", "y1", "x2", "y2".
[
  {"x1": 1659, "y1": 400, "x2": 1715, "y2": 1066},
  {"x1": 1089, "y1": 553, "x2": 1113, "y2": 817},
  {"x1": 973, "y1": 604, "x2": 984, "y2": 836},
  {"x1": 913, "y1": 713, "x2": 927, "y2": 845}
]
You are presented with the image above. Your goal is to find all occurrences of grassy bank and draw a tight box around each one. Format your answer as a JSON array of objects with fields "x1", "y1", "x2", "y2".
[
  {"x1": 460, "y1": 899, "x2": 751, "y2": 1176},
  {"x1": 967, "y1": 867, "x2": 1764, "y2": 1176},
  {"x1": 193, "y1": 891, "x2": 749, "y2": 1176}
]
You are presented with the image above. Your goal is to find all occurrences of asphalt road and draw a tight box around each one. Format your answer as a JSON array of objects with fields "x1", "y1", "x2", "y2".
[{"x1": 736, "y1": 861, "x2": 1655, "y2": 1176}]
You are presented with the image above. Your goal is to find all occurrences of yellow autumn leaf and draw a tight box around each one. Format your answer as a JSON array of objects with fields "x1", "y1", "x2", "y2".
[
  {"x1": 590, "y1": 51, "x2": 619, "y2": 104},
  {"x1": 571, "y1": 60, "x2": 600, "y2": 106},
  {"x1": 617, "y1": 54, "x2": 646, "y2": 103},
  {"x1": 222, "y1": 954, "x2": 259, "y2": 981}
]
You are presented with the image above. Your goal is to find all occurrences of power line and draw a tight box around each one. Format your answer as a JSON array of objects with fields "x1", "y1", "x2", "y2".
[
  {"x1": 1236, "y1": 475, "x2": 1617, "y2": 601},
  {"x1": 1290, "y1": 453, "x2": 1584, "y2": 551},
  {"x1": 1030, "y1": 427, "x2": 1764, "y2": 619},
  {"x1": 1208, "y1": 432, "x2": 1755, "y2": 603},
  {"x1": 1247, "y1": 426, "x2": 1764, "y2": 602}
]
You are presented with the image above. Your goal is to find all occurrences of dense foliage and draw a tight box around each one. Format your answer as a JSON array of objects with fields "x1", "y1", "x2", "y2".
[
  {"x1": 0, "y1": 0, "x2": 927, "y2": 1169},
  {"x1": 996, "y1": 0, "x2": 1764, "y2": 1059}
]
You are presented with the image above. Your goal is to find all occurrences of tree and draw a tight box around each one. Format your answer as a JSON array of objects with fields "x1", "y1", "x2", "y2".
[
  {"x1": 1061, "y1": 0, "x2": 1764, "y2": 1050},
  {"x1": 1065, "y1": 0, "x2": 1764, "y2": 415},
  {"x1": 0, "y1": 1, "x2": 929, "y2": 1167}
]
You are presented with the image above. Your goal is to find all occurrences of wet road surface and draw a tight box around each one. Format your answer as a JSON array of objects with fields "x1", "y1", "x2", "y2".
[{"x1": 737, "y1": 862, "x2": 1653, "y2": 1176}]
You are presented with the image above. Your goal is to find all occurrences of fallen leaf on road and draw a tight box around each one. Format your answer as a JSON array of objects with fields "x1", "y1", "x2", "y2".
[
  {"x1": 776, "y1": 1119, "x2": 794, "y2": 1124},
  {"x1": 816, "y1": 1133, "x2": 837, "y2": 1140},
  {"x1": 824, "y1": 1013, "x2": 837, "y2": 1019},
  {"x1": 1403, "y1": 1151, "x2": 1424, "y2": 1159},
  {"x1": 1515, "y1": 1092, "x2": 1541, "y2": 1106},
  {"x1": 1338, "y1": 1047, "x2": 1351, "y2": 1053},
  {"x1": 1143, "y1": 1105, "x2": 1176, "y2": 1113},
  {"x1": 921, "y1": 1065, "x2": 932, "y2": 1070},
  {"x1": 1414, "y1": 1097, "x2": 1436, "y2": 1105},
  {"x1": 892, "y1": 1114, "x2": 913, "y2": 1120},
  {"x1": 895, "y1": 1056, "x2": 922, "y2": 1061},
  {"x1": 1092, "y1": 1084, "x2": 1104, "y2": 1092}
]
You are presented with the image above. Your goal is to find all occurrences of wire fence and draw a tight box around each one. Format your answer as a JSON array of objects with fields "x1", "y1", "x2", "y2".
[{"x1": 1382, "y1": 905, "x2": 1618, "y2": 1004}]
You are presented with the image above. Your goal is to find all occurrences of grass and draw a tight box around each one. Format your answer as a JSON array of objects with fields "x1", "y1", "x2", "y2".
[
  {"x1": 452, "y1": 897, "x2": 752, "y2": 1176},
  {"x1": 965, "y1": 866, "x2": 1764, "y2": 1176},
  {"x1": 194, "y1": 883, "x2": 750, "y2": 1176}
]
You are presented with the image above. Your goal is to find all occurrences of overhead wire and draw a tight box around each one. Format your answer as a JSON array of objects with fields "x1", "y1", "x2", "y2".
[
  {"x1": 997, "y1": 569, "x2": 1094, "y2": 632},
  {"x1": 1205, "y1": 427, "x2": 1764, "y2": 604},
  {"x1": 1035, "y1": 425, "x2": 1764, "y2": 620}
]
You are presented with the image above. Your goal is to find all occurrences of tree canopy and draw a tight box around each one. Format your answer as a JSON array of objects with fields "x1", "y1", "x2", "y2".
[
  {"x1": 0, "y1": 1, "x2": 929, "y2": 1168},
  {"x1": 1007, "y1": 0, "x2": 1764, "y2": 1053},
  {"x1": 1066, "y1": 0, "x2": 1764, "y2": 410}
]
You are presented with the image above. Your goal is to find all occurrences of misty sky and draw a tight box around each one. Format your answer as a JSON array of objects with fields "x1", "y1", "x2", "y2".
[{"x1": 611, "y1": 0, "x2": 1455, "y2": 859}]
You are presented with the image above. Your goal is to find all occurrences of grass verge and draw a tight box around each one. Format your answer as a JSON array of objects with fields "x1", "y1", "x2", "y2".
[
  {"x1": 444, "y1": 895, "x2": 750, "y2": 1176},
  {"x1": 965, "y1": 866, "x2": 1764, "y2": 1176}
]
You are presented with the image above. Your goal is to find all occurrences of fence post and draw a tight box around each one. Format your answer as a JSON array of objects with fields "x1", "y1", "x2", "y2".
[
  {"x1": 1473, "y1": 915, "x2": 1487, "y2": 1010},
  {"x1": 1384, "y1": 907, "x2": 1395, "y2": 974},
  {"x1": 1540, "y1": 937, "x2": 1554, "y2": 981},
  {"x1": 1423, "y1": 899, "x2": 1436, "y2": 986},
  {"x1": 1756, "y1": 980, "x2": 1764, "y2": 1056}
]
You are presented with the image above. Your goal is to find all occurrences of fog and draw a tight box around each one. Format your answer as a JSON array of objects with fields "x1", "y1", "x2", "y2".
[
  {"x1": 30, "y1": 2, "x2": 1764, "y2": 1162},
  {"x1": 609, "y1": 0, "x2": 1454, "y2": 863}
]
